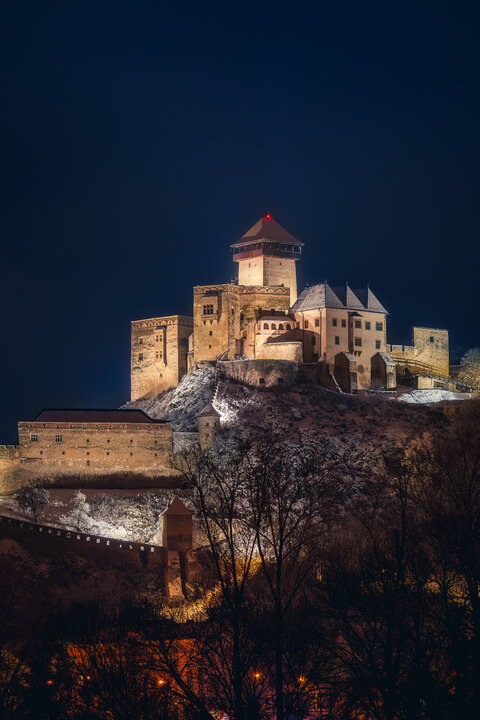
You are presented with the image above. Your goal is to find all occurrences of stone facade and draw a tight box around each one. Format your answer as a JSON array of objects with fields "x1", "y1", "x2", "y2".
[
  {"x1": 17, "y1": 410, "x2": 177, "y2": 480},
  {"x1": 388, "y1": 327, "x2": 449, "y2": 379},
  {"x1": 131, "y1": 315, "x2": 193, "y2": 401},
  {"x1": 197, "y1": 404, "x2": 221, "y2": 449}
]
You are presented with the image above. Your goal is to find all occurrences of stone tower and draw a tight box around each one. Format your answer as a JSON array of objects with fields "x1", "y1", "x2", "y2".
[
  {"x1": 231, "y1": 215, "x2": 304, "y2": 305},
  {"x1": 197, "y1": 403, "x2": 221, "y2": 449},
  {"x1": 161, "y1": 496, "x2": 193, "y2": 551}
]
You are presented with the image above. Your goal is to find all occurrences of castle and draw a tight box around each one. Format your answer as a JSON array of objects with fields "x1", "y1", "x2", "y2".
[
  {"x1": 0, "y1": 214, "x2": 451, "y2": 490},
  {"x1": 131, "y1": 215, "x2": 449, "y2": 397}
]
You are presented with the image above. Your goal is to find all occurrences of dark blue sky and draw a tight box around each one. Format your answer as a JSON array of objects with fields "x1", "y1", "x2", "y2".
[{"x1": 1, "y1": 1, "x2": 479, "y2": 442}]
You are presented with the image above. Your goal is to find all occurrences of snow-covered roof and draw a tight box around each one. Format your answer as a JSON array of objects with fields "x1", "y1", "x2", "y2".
[
  {"x1": 197, "y1": 403, "x2": 221, "y2": 418},
  {"x1": 291, "y1": 282, "x2": 387, "y2": 314}
]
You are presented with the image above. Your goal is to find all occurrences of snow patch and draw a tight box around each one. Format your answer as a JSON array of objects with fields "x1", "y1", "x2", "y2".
[{"x1": 398, "y1": 389, "x2": 470, "y2": 404}]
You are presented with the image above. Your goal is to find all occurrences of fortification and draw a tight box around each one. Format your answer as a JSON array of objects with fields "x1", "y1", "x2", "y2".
[{"x1": 388, "y1": 327, "x2": 449, "y2": 379}]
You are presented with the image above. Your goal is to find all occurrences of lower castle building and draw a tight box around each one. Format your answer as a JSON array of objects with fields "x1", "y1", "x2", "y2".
[{"x1": 131, "y1": 214, "x2": 449, "y2": 397}]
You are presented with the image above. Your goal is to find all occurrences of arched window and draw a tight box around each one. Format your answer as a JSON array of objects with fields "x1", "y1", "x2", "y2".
[
  {"x1": 286, "y1": 324, "x2": 291, "y2": 330},
  {"x1": 271, "y1": 323, "x2": 276, "y2": 330},
  {"x1": 263, "y1": 323, "x2": 269, "y2": 330},
  {"x1": 278, "y1": 323, "x2": 284, "y2": 330}
]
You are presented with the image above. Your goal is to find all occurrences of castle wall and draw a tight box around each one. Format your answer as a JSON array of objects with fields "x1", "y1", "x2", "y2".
[
  {"x1": 131, "y1": 315, "x2": 193, "y2": 401},
  {"x1": 237, "y1": 256, "x2": 298, "y2": 304},
  {"x1": 219, "y1": 359, "x2": 300, "y2": 387},
  {"x1": 257, "y1": 341, "x2": 303, "y2": 362},
  {"x1": 17, "y1": 421, "x2": 178, "y2": 480},
  {"x1": 388, "y1": 327, "x2": 449, "y2": 378}
]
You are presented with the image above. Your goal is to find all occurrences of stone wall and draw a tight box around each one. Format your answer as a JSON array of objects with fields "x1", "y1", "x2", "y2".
[
  {"x1": 131, "y1": 315, "x2": 193, "y2": 400},
  {"x1": 388, "y1": 327, "x2": 449, "y2": 378},
  {"x1": 17, "y1": 420, "x2": 179, "y2": 481},
  {"x1": 257, "y1": 340, "x2": 303, "y2": 362},
  {"x1": 219, "y1": 359, "x2": 300, "y2": 387}
]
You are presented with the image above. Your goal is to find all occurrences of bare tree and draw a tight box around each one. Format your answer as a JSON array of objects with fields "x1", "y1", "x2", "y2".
[
  {"x1": 14, "y1": 484, "x2": 49, "y2": 523},
  {"x1": 457, "y1": 347, "x2": 480, "y2": 391}
]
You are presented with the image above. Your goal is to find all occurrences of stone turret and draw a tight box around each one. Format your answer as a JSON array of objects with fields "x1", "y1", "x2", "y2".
[
  {"x1": 197, "y1": 403, "x2": 221, "y2": 449},
  {"x1": 161, "y1": 496, "x2": 193, "y2": 551}
]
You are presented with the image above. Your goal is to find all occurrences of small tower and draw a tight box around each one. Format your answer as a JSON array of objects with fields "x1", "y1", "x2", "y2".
[
  {"x1": 231, "y1": 215, "x2": 304, "y2": 305},
  {"x1": 161, "y1": 496, "x2": 193, "y2": 551},
  {"x1": 197, "y1": 403, "x2": 221, "y2": 449}
]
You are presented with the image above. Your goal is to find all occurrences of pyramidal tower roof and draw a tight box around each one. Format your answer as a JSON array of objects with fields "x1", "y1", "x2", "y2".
[
  {"x1": 231, "y1": 215, "x2": 304, "y2": 248},
  {"x1": 161, "y1": 496, "x2": 193, "y2": 516}
]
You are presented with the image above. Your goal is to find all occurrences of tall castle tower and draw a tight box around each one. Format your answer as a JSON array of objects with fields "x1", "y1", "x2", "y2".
[{"x1": 230, "y1": 215, "x2": 304, "y2": 305}]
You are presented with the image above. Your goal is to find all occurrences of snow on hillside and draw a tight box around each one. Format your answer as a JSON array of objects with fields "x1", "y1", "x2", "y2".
[
  {"x1": 123, "y1": 365, "x2": 216, "y2": 431},
  {"x1": 399, "y1": 388, "x2": 470, "y2": 404}
]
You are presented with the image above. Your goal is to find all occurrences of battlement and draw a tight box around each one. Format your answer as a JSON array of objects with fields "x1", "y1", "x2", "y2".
[{"x1": 0, "y1": 445, "x2": 18, "y2": 459}]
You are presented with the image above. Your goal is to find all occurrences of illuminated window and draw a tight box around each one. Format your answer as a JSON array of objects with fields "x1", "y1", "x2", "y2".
[
  {"x1": 355, "y1": 320, "x2": 361, "y2": 329},
  {"x1": 30, "y1": 434, "x2": 38, "y2": 442},
  {"x1": 365, "y1": 321, "x2": 371, "y2": 330},
  {"x1": 332, "y1": 318, "x2": 337, "y2": 327},
  {"x1": 376, "y1": 322, "x2": 383, "y2": 331},
  {"x1": 335, "y1": 336, "x2": 340, "y2": 345},
  {"x1": 203, "y1": 304, "x2": 214, "y2": 315},
  {"x1": 138, "y1": 353, "x2": 143, "y2": 361},
  {"x1": 375, "y1": 340, "x2": 381, "y2": 349},
  {"x1": 355, "y1": 337, "x2": 362, "y2": 347},
  {"x1": 55, "y1": 434, "x2": 62, "y2": 443}
]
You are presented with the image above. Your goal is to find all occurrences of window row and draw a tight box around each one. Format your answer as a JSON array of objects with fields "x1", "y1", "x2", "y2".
[
  {"x1": 262, "y1": 323, "x2": 292, "y2": 331},
  {"x1": 30, "y1": 435, "x2": 162, "y2": 445},
  {"x1": 332, "y1": 318, "x2": 383, "y2": 331},
  {"x1": 332, "y1": 337, "x2": 381, "y2": 349}
]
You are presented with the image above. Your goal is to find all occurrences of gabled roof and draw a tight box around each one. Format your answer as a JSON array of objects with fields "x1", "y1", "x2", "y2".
[
  {"x1": 33, "y1": 409, "x2": 162, "y2": 424},
  {"x1": 161, "y1": 496, "x2": 193, "y2": 516},
  {"x1": 291, "y1": 282, "x2": 388, "y2": 314},
  {"x1": 231, "y1": 215, "x2": 303, "y2": 248},
  {"x1": 196, "y1": 403, "x2": 221, "y2": 418},
  {"x1": 352, "y1": 287, "x2": 388, "y2": 314}
]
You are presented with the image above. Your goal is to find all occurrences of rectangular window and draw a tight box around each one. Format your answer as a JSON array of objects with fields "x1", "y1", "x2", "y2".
[
  {"x1": 354, "y1": 337, "x2": 362, "y2": 347},
  {"x1": 304, "y1": 320, "x2": 309, "y2": 329},
  {"x1": 315, "y1": 318, "x2": 320, "y2": 327},
  {"x1": 209, "y1": 330, "x2": 213, "y2": 336},
  {"x1": 375, "y1": 340, "x2": 381, "y2": 349},
  {"x1": 138, "y1": 337, "x2": 143, "y2": 345},
  {"x1": 203, "y1": 304, "x2": 214, "y2": 315},
  {"x1": 376, "y1": 322, "x2": 383, "y2": 331},
  {"x1": 430, "y1": 336, "x2": 434, "y2": 343},
  {"x1": 30, "y1": 434, "x2": 38, "y2": 442},
  {"x1": 365, "y1": 321, "x2": 371, "y2": 330},
  {"x1": 55, "y1": 434, "x2": 62, "y2": 443},
  {"x1": 138, "y1": 353, "x2": 143, "y2": 361},
  {"x1": 341, "y1": 319, "x2": 346, "y2": 328},
  {"x1": 156, "y1": 351, "x2": 159, "y2": 359},
  {"x1": 155, "y1": 335, "x2": 159, "y2": 342},
  {"x1": 335, "y1": 336, "x2": 340, "y2": 345},
  {"x1": 311, "y1": 336, "x2": 316, "y2": 345},
  {"x1": 355, "y1": 320, "x2": 361, "y2": 329},
  {"x1": 332, "y1": 318, "x2": 337, "y2": 327}
]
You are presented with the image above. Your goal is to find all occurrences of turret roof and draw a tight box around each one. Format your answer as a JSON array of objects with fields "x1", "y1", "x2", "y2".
[
  {"x1": 197, "y1": 403, "x2": 221, "y2": 418},
  {"x1": 161, "y1": 496, "x2": 193, "y2": 516},
  {"x1": 231, "y1": 215, "x2": 303, "y2": 248}
]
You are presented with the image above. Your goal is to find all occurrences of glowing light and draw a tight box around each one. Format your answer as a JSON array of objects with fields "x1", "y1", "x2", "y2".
[
  {"x1": 157, "y1": 678, "x2": 166, "y2": 686},
  {"x1": 253, "y1": 671, "x2": 261, "y2": 680},
  {"x1": 298, "y1": 676, "x2": 306, "y2": 683},
  {"x1": 46, "y1": 679, "x2": 54, "y2": 686},
  {"x1": 86, "y1": 675, "x2": 91, "y2": 681},
  {"x1": 264, "y1": 213, "x2": 273, "y2": 220}
]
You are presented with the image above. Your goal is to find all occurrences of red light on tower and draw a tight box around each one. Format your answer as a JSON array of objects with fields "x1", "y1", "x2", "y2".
[{"x1": 264, "y1": 213, "x2": 273, "y2": 220}]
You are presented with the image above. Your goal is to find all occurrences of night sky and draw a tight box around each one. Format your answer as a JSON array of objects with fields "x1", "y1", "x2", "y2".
[{"x1": 1, "y1": 2, "x2": 479, "y2": 442}]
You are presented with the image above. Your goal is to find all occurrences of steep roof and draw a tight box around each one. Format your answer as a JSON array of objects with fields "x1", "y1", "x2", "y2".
[
  {"x1": 196, "y1": 403, "x2": 221, "y2": 418},
  {"x1": 231, "y1": 215, "x2": 303, "y2": 248},
  {"x1": 33, "y1": 409, "x2": 161, "y2": 424},
  {"x1": 291, "y1": 282, "x2": 388, "y2": 314},
  {"x1": 161, "y1": 496, "x2": 194, "y2": 516}
]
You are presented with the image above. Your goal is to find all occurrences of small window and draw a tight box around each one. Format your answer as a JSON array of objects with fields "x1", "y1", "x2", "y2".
[
  {"x1": 86, "y1": 438, "x2": 90, "y2": 443},
  {"x1": 355, "y1": 320, "x2": 361, "y2": 329},
  {"x1": 365, "y1": 321, "x2": 371, "y2": 330},
  {"x1": 430, "y1": 336, "x2": 434, "y2": 343},
  {"x1": 62, "y1": 451, "x2": 65, "y2": 455},
  {"x1": 375, "y1": 340, "x2": 381, "y2": 349},
  {"x1": 341, "y1": 319, "x2": 346, "y2": 328},
  {"x1": 278, "y1": 324, "x2": 284, "y2": 330},
  {"x1": 335, "y1": 336, "x2": 340, "y2": 345},
  {"x1": 106, "y1": 451, "x2": 109, "y2": 456},
  {"x1": 208, "y1": 344, "x2": 212, "y2": 349},
  {"x1": 203, "y1": 304, "x2": 214, "y2": 315},
  {"x1": 209, "y1": 331, "x2": 213, "y2": 336},
  {"x1": 271, "y1": 324, "x2": 277, "y2": 330},
  {"x1": 355, "y1": 337, "x2": 362, "y2": 347},
  {"x1": 107, "y1": 439, "x2": 110, "y2": 443},
  {"x1": 315, "y1": 318, "x2": 320, "y2": 327},
  {"x1": 286, "y1": 324, "x2": 291, "y2": 330},
  {"x1": 130, "y1": 452, "x2": 133, "y2": 456},
  {"x1": 206, "y1": 422, "x2": 209, "y2": 427},
  {"x1": 155, "y1": 335, "x2": 159, "y2": 342},
  {"x1": 259, "y1": 378, "x2": 265, "y2": 384},
  {"x1": 86, "y1": 451, "x2": 89, "y2": 456},
  {"x1": 55, "y1": 434, "x2": 62, "y2": 443},
  {"x1": 376, "y1": 322, "x2": 383, "y2": 332},
  {"x1": 155, "y1": 453, "x2": 157, "y2": 457},
  {"x1": 30, "y1": 434, "x2": 38, "y2": 442},
  {"x1": 138, "y1": 353, "x2": 144, "y2": 361},
  {"x1": 231, "y1": 308, "x2": 234, "y2": 315},
  {"x1": 304, "y1": 320, "x2": 309, "y2": 329},
  {"x1": 332, "y1": 318, "x2": 337, "y2": 327},
  {"x1": 264, "y1": 323, "x2": 269, "y2": 330},
  {"x1": 138, "y1": 337, "x2": 143, "y2": 345},
  {"x1": 130, "y1": 439, "x2": 133, "y2": 443},
  {"x1": 86, "y1": 460, "x2": 90, "y2": 466}
]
